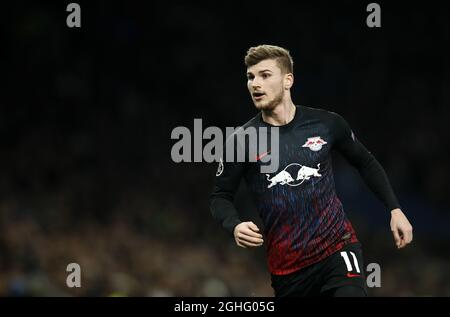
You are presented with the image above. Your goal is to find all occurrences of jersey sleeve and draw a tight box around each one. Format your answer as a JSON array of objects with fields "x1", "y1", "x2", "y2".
[
  {"x1": 331, "y1": 112, "x2": 401, "y2": 211},
  {"x1": 209, "y1": 133, "x2": 247, "y2": 236}
]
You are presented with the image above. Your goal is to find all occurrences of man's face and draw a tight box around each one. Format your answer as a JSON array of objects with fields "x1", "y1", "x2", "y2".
[{"x1": 247, "y1": 59, "x2": 287, "y2": 111}]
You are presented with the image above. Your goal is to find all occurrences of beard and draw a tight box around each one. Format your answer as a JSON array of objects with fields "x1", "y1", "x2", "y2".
[{"x1": 253, "y1": 87, "x2": 284, "y2": 112}]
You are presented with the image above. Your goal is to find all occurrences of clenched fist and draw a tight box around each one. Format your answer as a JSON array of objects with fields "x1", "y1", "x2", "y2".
[{"x1": 233, "y1": 221, "x2": 264, "y2": 248}]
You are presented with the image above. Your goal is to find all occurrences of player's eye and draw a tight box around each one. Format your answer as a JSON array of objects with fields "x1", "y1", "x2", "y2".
[
  {"x1": 247, "y1": 75, "x2": 254, "y2": 80},
  {"x1": 262, "y1": 73, "x2": 271, "y2": 79}
]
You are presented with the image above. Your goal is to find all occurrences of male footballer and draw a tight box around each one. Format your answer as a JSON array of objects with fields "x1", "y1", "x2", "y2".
[{"x1": 210, "y1": 45, "x2": 413, "y2": 297}]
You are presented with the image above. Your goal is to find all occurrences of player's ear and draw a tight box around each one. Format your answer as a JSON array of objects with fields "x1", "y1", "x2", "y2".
[{"x1": 284, "y1": 73, "x2": 294, "y2": 90}]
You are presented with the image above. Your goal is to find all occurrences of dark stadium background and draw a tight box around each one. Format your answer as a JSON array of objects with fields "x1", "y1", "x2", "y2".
[{"x1": 2, "y1": 1, "x2": 449, "y2": 296}]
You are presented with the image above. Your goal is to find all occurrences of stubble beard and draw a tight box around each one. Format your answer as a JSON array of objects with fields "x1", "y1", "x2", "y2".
[{"x1": 254, "y1": 87, "x2": 285, "y2": 112}]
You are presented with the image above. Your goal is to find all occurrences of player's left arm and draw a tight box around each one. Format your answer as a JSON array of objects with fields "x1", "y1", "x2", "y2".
[
  {"x1": 390, "y1": 208, "x2": 413, "y2": 249},
  {"x1": 331, "y1": 113, "x2": 413, "y2": 249}
]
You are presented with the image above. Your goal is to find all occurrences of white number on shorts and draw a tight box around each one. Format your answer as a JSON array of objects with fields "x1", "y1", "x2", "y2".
[{"x1": 340, "y1": 251, "x2": 361, "y2": 273}]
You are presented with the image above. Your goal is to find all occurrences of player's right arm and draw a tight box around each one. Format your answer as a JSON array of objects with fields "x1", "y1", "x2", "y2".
[
  {"x1": 209, "y1": 133, "x2": 263, "y2": 247},
  {"x1": 233, "y1": 221, "x2": 264, "y2": 248}
]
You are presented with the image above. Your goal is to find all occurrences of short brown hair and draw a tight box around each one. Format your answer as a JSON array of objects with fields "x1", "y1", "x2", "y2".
[{"x1": 245, "y1": 45, "x2": 294, "y2": 74}]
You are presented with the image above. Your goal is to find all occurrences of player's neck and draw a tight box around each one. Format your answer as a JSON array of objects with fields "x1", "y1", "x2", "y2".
[{"x1": 261, "y1": 100, "x2": 296, "y2": 126}]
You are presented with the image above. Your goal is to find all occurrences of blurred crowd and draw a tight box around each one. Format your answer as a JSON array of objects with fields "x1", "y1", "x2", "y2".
[
  {"x1": 0, "y1": 198, "x2": 272, "y2": 296},
  {"x1": 1, "y1": 202, "x2": 449, "y2": 296}
]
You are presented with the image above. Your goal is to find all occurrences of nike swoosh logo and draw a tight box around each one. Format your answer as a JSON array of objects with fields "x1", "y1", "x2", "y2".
[
  {"x1": 346, "y1": 273, "x2": 361, "y2": 278},
  {"x1": 255, "y1": 151, "x2": 270, "y2": 161}
]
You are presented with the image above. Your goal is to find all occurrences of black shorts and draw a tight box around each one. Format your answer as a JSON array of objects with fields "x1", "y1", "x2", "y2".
[{"x1": 271, "y1": 242, "x2": 368, "y2": 297}]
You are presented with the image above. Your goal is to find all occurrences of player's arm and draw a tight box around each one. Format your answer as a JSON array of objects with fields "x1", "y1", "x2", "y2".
[
  {"x1": 209, "y1": 134, "x2": 263, "y2": 248},
  {"x1": 331, "y1": 113, "x2": 413, "y2": 249}
]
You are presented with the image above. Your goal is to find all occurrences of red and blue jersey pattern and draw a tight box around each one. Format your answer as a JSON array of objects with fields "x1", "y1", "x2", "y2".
[
  {"x1": 211, "y1": 105, "x2": 399, "y2": 275},
  {"x1": 243, "y1": 106, "x2": 358, "y2": 274}
]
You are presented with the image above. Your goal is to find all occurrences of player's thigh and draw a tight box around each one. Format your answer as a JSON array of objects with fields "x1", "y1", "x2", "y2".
[{"x1": 271, "y1": 265, "x2": 321, "y2": 297}]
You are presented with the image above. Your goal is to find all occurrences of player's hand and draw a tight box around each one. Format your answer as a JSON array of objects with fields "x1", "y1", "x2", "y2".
[
  {"x1": 390, "y1": 208, "x2": 413, "y2": 249},
  {"x1": 233, "y1": 221, "x2": 264, "y2": 248}
]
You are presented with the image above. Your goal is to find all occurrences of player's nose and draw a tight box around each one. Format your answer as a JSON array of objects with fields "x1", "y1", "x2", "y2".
[{"x1": 251, "y1": 77, "x2": 262, "y2": 88}]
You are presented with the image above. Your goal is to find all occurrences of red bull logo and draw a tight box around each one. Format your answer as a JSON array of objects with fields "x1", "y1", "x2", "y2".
[
  {"x1": 302, "y1": 136, "x2": 327, "y2": 152},
  {"x1": 266, "y1": 163, "x2": 321, "y2": 188}
]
